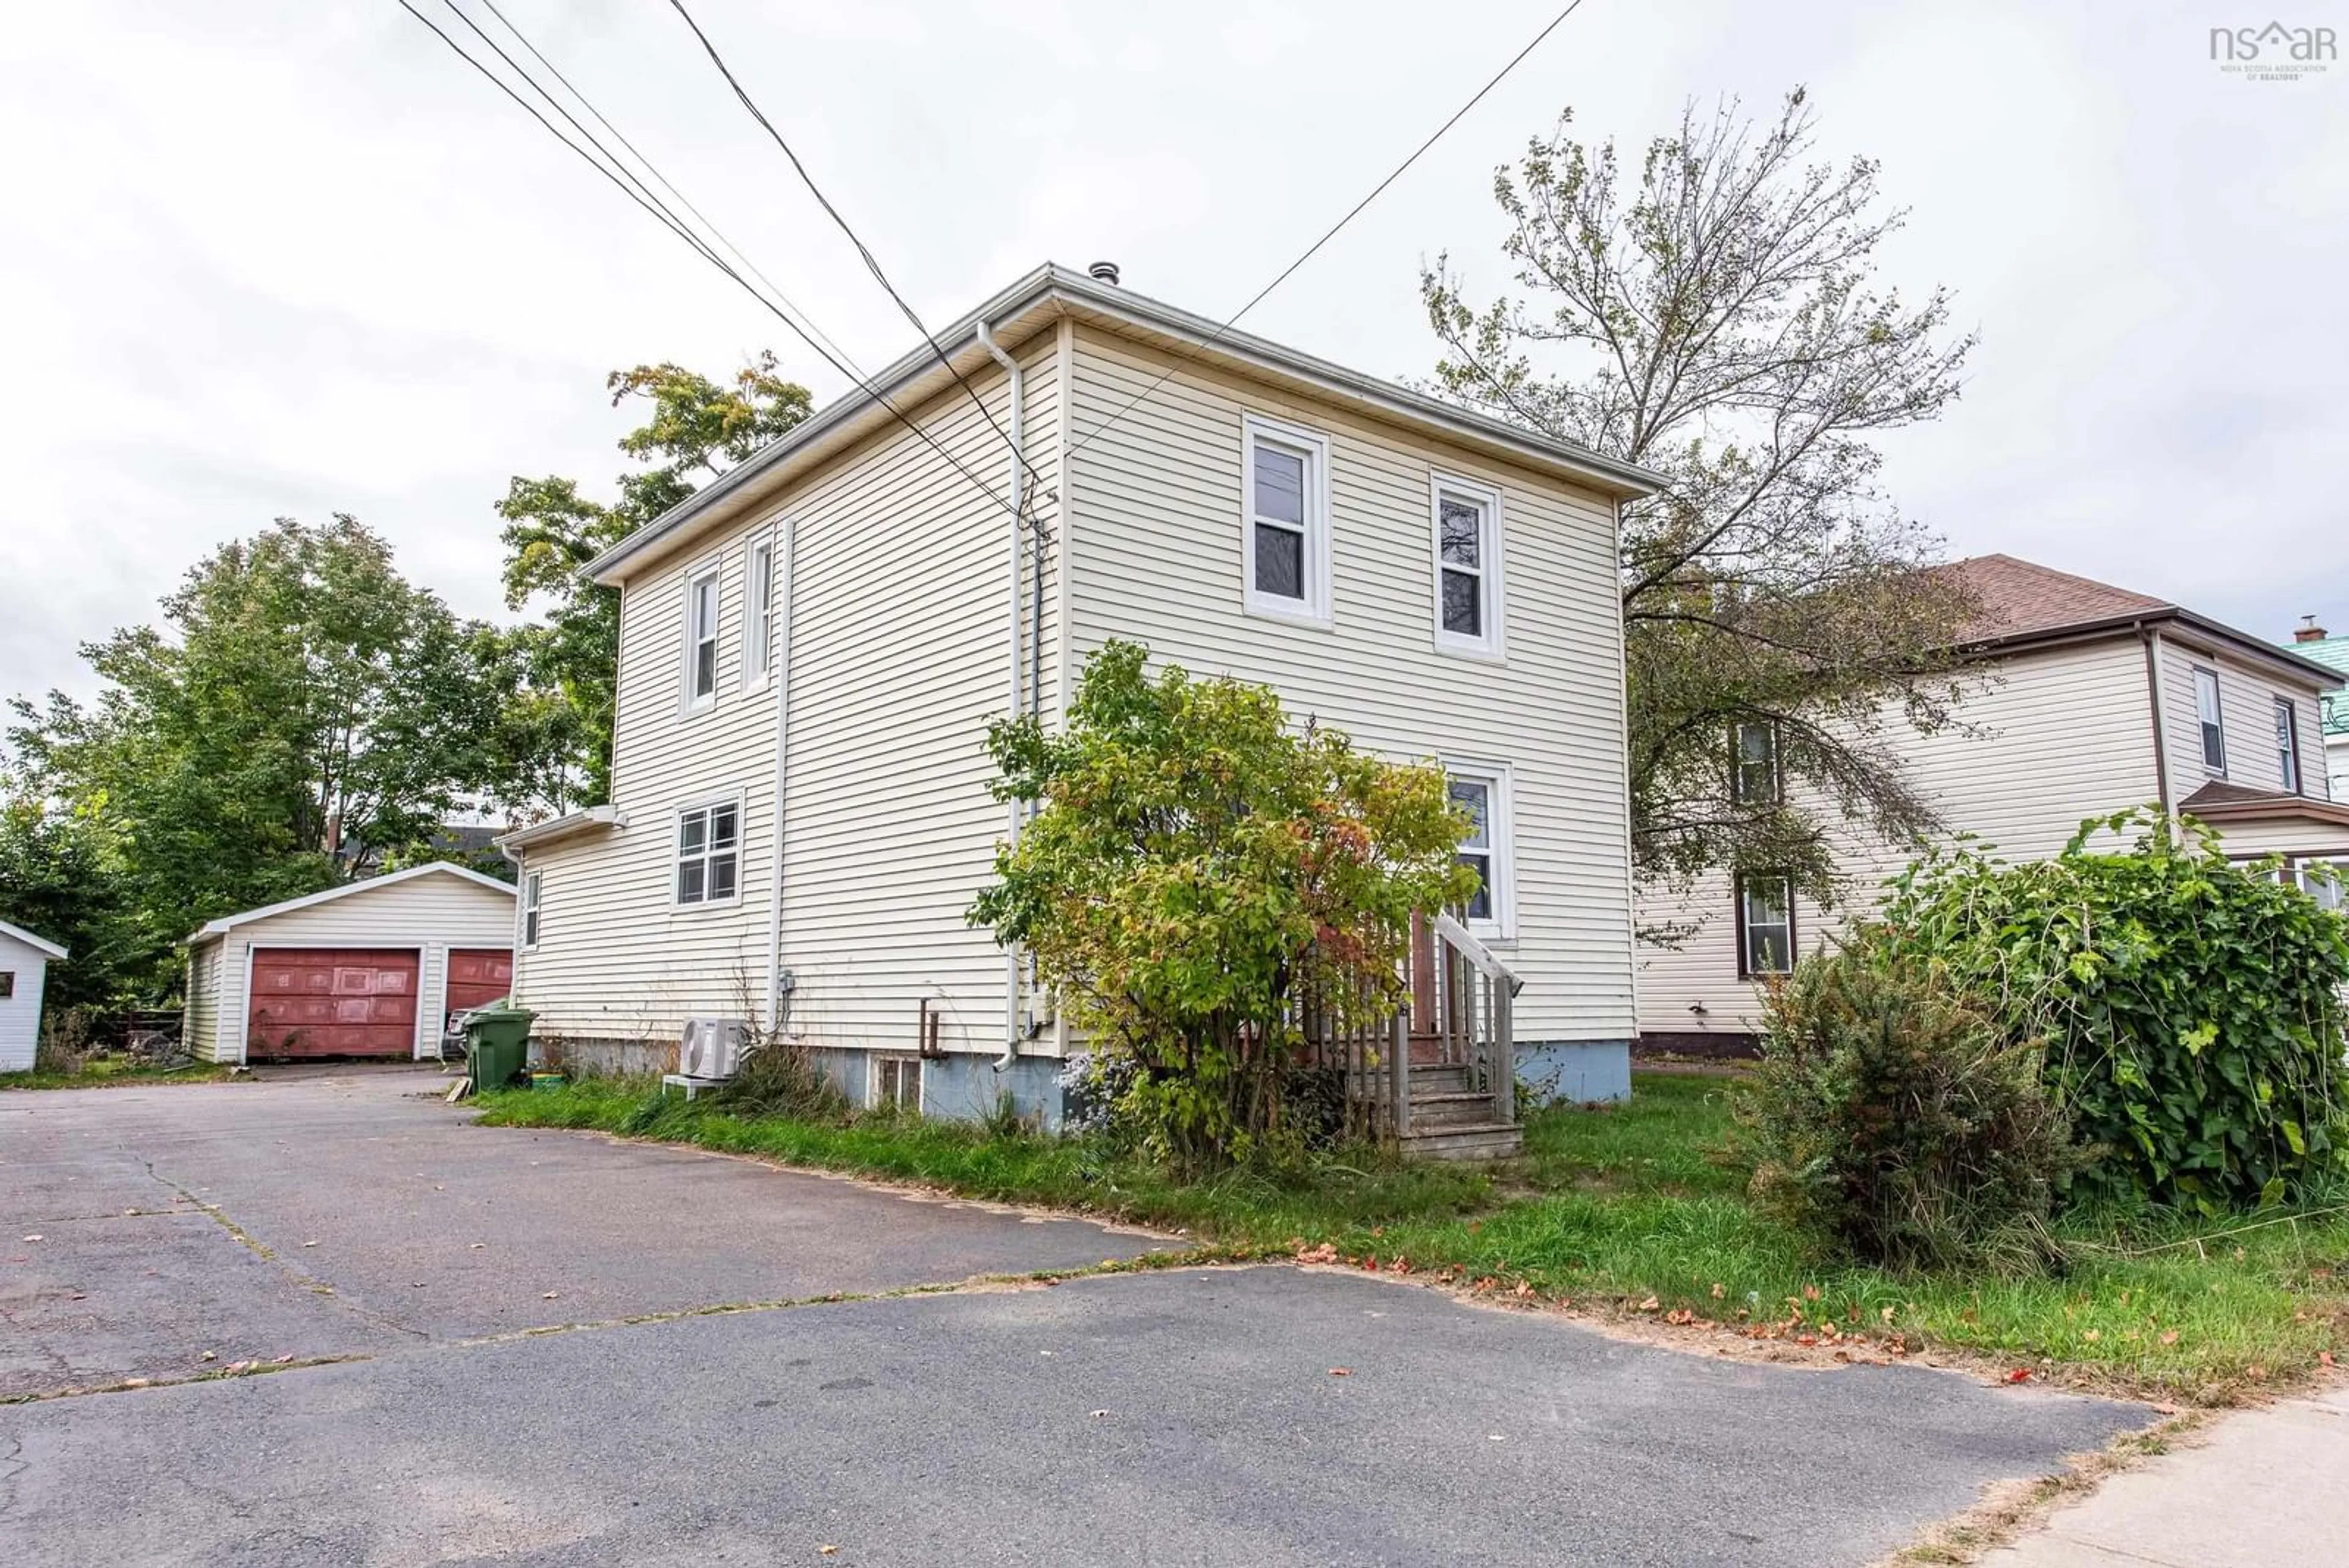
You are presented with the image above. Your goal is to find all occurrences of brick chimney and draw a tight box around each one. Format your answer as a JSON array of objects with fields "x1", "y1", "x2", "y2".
[{"x1": 2295, "y1": 615, "x2": 2328, "y2": 644}]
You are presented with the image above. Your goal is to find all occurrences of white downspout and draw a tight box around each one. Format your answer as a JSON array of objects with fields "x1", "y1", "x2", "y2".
[
  {"x1": 977, "y1": 319, "x2": 1025, "y2": 1071},
  {"x1": 764, "y1": 516, "x2": 797, "y2": 1034}
]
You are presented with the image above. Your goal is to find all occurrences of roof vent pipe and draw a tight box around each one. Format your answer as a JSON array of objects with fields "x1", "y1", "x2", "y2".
[{"x1": 1088, "y1": 260, "x2": 1121, "y2": 285}]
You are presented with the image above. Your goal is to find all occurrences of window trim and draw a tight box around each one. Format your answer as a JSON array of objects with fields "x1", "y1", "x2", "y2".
[
  {"x1": 1439, "y1": 757, "x2": 1516, "y2": 942},
  {"x1": 521, "y1": 871, "x2": 543, "y2": 950},
  {"x1": 742, "y1": 533, "x2": 776, "y2": 692},
  {"x1": 1729, "y1": 719, "x2": 1783, "y2": 806},
  {"x1": 1734, "y1": 872, "x2": 1797, "y2": 979},
  {"x1": 870, "y1": 1053, "x2": 924, "y2": 1112},
  {"x1": 681, "y1": 559, "x2": 722, "y2": 715},
  {"x1": 1428, "y1": 471, "x2": 1505, "y2": 660},
  {"x1": 2191, "y1": 664, "x2": 2226, "y2": 775},
  {"x1": 672, "y1": 795, "x2": 744, "y2": 911},
  {"x1": 2276, "y1": 696, "x2": 2302, "y2": 795},
  {"x1": 0, "y1": 970, "x2": 13, "y2": 1000},
  {"x1": 1240, "y1": 413, "x2": 1333, "y2": 628}
]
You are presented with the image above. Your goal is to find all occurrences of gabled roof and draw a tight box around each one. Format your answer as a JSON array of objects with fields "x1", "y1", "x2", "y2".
[
  {"x1": 0, "y1": 918, "x2": 68, "y2": 960},
  {"x1": 2179, "y1": 779, "x2": 2349, "y2": 830},
  {"x1": 185, "y1": 861, "x2": 515, "y2": 945},
  {"x1": 584, "y1": 262, "x2": 1665, "y2": 587},
  {"x1": 1944, "y1": 554, "x2": 2344, "y2": 690}
]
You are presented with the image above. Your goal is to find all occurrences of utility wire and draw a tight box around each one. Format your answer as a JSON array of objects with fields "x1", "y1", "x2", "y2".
[
  {"x1": 1068, "y1": 0, "x2": 1590, "y2": 457},
  {"x1": 474, "y1": 0, "x2": 866, "y2": 382},
  {"x1": 661, "y1": 0, "x2": 1050, "y2": 508},
  {"x1": 397, "y1": 0, "x2": 1027, "y2": 526}
]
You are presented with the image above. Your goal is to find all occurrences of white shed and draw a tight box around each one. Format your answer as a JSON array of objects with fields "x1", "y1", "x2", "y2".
[
  {"x1": 182, "y1": 863, "x2": 518, "y2": 1065},
  {"x1": 0, "y1": 918, "x2": 68, "y2": 1072}
]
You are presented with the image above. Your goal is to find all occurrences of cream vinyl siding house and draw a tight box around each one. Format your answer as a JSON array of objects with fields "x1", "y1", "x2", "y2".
[
  {"x1": 502, "y1": 263, "x2": 1657, "y2": 1120},
  {"x1": 1636, "y1": 556, "x2": 2349, "y2": 1045}
]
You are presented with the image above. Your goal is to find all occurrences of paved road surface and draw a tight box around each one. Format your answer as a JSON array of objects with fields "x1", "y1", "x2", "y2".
[{"x1": 1, "y1": 1069, "x2": 2149, "y2": 1566}]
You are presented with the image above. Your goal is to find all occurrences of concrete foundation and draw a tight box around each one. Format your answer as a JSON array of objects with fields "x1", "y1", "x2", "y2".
[{"x1": 1516, "y1": 1039, "x2": 1632, "y2": 1106}]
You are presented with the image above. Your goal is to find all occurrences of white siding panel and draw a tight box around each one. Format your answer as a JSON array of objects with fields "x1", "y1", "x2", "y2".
[
  {"x1": 514, "y1": 333, "x2": 1064, "y2": 1061},
  {"x1": 184, "y1": 943, "x2": 222, "y2": 1063},
  {"x1": 2161, "y1": 639, "x2": 2329, "y2": 801},
  {"x1": 1637, "y1": 638, "x2": 2165, "y2": 1035},
  {"x1": 0, "y1": 933, "x2": 50, "y2": 1071},
  {"x1": 1066, "y1": 328, "x2": 1636, "y2": 1043}
]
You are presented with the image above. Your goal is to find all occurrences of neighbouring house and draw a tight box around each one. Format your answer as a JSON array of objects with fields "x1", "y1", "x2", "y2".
[
  {"x1": 500, "y1": 261, "x2": 1661, "y2": 1145},
  {"x1": 2284, "y1": 615, "x2": 2349, "y2": 801},
  {"x1": 0, "y1": 918, "x2": 68, "y2": 1072},
  {"x1": 183, "y1": 862, "x2": 517, "y2": 1065},
  {"x1": 1638, "y1": 554, "x2": 2349, "y2": 1050}
]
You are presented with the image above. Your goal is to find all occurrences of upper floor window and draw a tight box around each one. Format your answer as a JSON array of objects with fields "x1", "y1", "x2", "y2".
[
  {"x1": 744, "y1": 537, "x2": 776, "y2": 688},
  {"x1": 684, "y1": 563, "x2": 721, "y2": 710},
  {"x1": 2192, "y1": 666, "x2": 2225, "y2": 773},
  {"x1": 521, "y1": 871, "x2": 543, "y2": 948},
  {"x1": 1736, "y1": 874, "x2": 1795, "y2": 978},
  {"x1": 675, "y1": 801, "x2": 740, "y2": 907},
  {"x1": 1241, "y1": 415, "x2": 1331, "y2": 625},
  {"x1": 1442, "y1": 761, "x2": 1515, "y2": 938},
  {"x1": 1730, "y1": 720, "x2": 1781, "y2": 805},
  {"x1": 2276, "y1": 697, "x2": 2301, "y2": 793},
  {"x1": 1430, "y1": 474, "x2": 1503, "y2": 657}
]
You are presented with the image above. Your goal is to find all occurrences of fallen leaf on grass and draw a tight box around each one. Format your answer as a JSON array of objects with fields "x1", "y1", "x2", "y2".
[
  {"x1": 2159, "y1": 1331, "x2": 2180, "y2": 1346},
  {"x1": 1635, "y1": 1296, "x2": 1661, "y2": 1312},
  {"x1": 2005, "y1": 1369, "x2": 2032, "y2": 1384},
  {"x1": 2321, "y1": 1352, "x2": 2337, "y2": 1369},
  {"x1": 1512, "y1": 1281, "x2": 1534, "y2": 1299},
  {"x1": 1664, "y1": 1309, "x2": 1695, "y2": 1327}
]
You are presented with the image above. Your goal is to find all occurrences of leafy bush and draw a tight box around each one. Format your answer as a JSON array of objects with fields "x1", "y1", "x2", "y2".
[
  {"x1": 971, "y1": 642, "x2": 1472, "y2": 1172},
  {"x1": 1872, "y1": 810, "x2": 2349, "y2": 1213},
  {"x1": 1739, "y1": 950, "x2": 2081, "y2": 1273}
]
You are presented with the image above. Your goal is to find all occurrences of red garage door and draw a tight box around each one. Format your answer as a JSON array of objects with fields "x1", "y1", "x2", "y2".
[
  {"x1": 247, "y1": 948, "x2": 419, "y2": 1059},
  {"x1": 443, "y1": 947, "x2": 514, "y2": 1027}
]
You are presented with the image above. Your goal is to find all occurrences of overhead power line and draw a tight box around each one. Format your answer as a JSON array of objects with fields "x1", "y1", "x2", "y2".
[
  {"x1": 396, "y1": 0, "x2": 1027, "y2": 527},
  {"x1": 1068, "y1": 0, "x2": 1592, "y2": 458},
  {"x1": 661, "y1": 0, "x2": 1049, "y2": 509}
]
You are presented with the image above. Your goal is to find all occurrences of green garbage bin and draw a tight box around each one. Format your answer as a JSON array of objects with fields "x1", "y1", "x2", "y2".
[{"x1": 464, "y1": 1003, "x2": 535, "y2": 1093}]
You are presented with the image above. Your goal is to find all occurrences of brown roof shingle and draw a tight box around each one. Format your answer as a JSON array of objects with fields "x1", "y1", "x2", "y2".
[{"x1": 1944, "y1": 554, "x2": 2173, "y2": 643}]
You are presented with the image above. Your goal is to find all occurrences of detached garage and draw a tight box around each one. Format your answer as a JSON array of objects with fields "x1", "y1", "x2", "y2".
[{"x1": 183, "y1": 863, "x2": 517, "y2": 1065}]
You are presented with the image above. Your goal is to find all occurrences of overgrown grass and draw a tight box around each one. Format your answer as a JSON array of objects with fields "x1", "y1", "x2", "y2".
[
  {"x1": 1, "y1": 1058, "x2": 239, "y2": 1091},
  {"x1": 477, "y1": 1071, "x2": 2349, "y2": 1402}
]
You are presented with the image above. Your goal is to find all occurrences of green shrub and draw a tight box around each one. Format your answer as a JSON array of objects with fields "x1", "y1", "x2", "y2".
[
  {"x1": 1739, "y1": 951, "x2": 2081, "y2": 1273},
  {"x1": 1872, "y1": 810, "x2": 2349, "y2": 1213}
]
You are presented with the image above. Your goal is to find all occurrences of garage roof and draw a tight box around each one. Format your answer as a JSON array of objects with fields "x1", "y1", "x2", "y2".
[{"x1": 186, "y1": 861, "x2": 514, "y2": 946}]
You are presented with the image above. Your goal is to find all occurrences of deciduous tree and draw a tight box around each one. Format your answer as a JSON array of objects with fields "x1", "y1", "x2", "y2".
[{"x1": 1422, "y1": 89, "x2": 1980, "y2": 901}]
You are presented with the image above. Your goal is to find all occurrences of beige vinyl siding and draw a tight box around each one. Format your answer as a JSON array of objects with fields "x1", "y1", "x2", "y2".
[
  {"x1": 1064, "y1": 325, "x2": 1636, "y2": 1043},
  {"x1": 514, "y1": 333, "x2": 1063, "y2": 1058},
  {"x1": 2205, "y1": 816, "x2": 2349, "y2": 860},
  {"x1": 1637, "y1": 637, "x2": 2165, "y2": 1035},
  {"x1": 196, "y1": 871, "x2": 516, "y2": 1063},
  {"x1": 185, "y1": 942, "x2": 223, "y2": 1062},
  {"x1": 2159, "y1": 637, "x2": 2326, "y2": 798}
]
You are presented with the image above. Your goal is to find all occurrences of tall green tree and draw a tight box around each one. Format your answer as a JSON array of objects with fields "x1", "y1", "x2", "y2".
[
  {"x1": 0, "y1": 782, "x2": 139, "y2": 1009},
  {"x1": 9, "y1": 516, "x2": 506, "y2": 985},
  {"x1": 1422, "y1": 90, "x2": 1980, "y2": 902},
  {"x1": 498, "y1": 352, "x2": 814, "y2": 805}
]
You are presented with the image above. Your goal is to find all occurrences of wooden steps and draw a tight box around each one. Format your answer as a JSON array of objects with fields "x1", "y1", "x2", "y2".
[{"x1": 1398, "y1": 1121, "x2": 1524, "y2": 1162}]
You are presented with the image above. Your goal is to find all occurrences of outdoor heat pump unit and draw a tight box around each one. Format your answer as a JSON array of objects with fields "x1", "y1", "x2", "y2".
[{"x1": 678, "y1": 1017, "x2": 752, "y2": 1080}]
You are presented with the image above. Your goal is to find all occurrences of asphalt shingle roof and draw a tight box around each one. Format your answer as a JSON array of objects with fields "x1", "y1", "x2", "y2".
[{"x1": 1942, "y1": 554, "x2": 2172, "y2": 642}]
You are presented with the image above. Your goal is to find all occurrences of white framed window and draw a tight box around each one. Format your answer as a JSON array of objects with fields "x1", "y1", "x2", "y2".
[
  {"x1": 521, "y1": 871, "x2": 543, "y2": 948},
  {"x1": 743, "y1": 536, "x2": 776, "y2": 690},
  {"x1": 1737, "y1": 874, "x2": 1795, "y2": 978},
  {"x1": 674, "y1": 799, "x2": 741, "y2": 907},
  {"x1": 1441, "y1": 759, "x2": 1515, "y2": 939},
  {"x1": 1731, "y1": 720, "x2": 1782, "y2": 806},
  {"x1": 682, "y1": 561, "x2": 721, "y2": 712},
  {"x1": 872, "y1": 1053, "x2": 922, "y2": 1111},
  {"x1": 1241, "y1": 414, "x2": 1332, "y2": 626},
  {"x1": 2276, "y1": 697, "x2": 2301, "y2": 794},
  {"x1": 2299, "y1": 860, "x2": 2345, "y2": 913},
  {"x1": 2192, "y1": 665, "x2": 2225, "y2": 773},
  {"x1": 1430, "y1": 473, "x2": 1504, "y2": 657}
]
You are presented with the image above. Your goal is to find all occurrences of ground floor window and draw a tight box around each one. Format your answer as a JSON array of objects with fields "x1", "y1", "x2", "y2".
[
  {"x1": 1736, "y1": 873, "x2": 1795, "y2": 977},
  {"x1": 1440, "y1": 760, "x2": 1515, "y2": 938},
  {"x1": 675, "y1": 801, "x2": 740, "y2": 906},
  {"x1": 2297, "y1": 858, "x2": 2346, "y2": 913}
]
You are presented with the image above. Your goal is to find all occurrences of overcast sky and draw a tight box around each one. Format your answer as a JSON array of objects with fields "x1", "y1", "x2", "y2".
[{"x1": 4, "y1": 1, "x2": 2342, "y2": 708}]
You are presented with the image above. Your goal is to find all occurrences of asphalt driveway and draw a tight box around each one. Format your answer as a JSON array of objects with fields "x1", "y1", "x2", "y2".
[{"x1": 2, "y1": 1069, "x2": 2151, "y2": 1566}]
